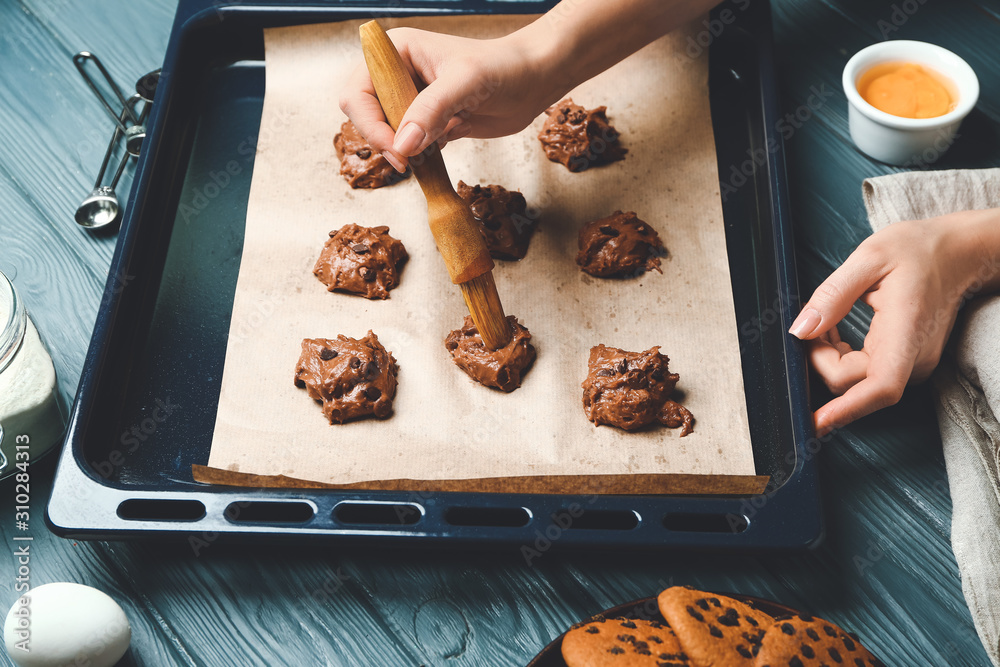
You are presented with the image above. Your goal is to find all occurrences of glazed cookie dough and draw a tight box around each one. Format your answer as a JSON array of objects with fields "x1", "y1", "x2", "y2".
[
  {"x1": 576, "y1": 211, "x2": 665, "y2": 278},
  {"x1": 294, "y1": 331, "x2": 398, "y2": 424},
  {"x1": 333, "y1": 120, "x2": 410, "y2": 189},
  {"x1": 445, "y1": 316, "x2": 536, "y2": 392},
  {"x1": 537, "y1": 98, "x2": 627, "y2": 172},
  {"x1": 582, "y1": 345, "x2": 694, "y2": 435},
  {"x1": 561, "y1": 617, "x2": 690, "y2": 667},
  {"x1": 314, "y1": 223, "x2": 408, "y2": 300},
  {"x1": 456, "y1": 181, "x2": 537, "y2": 261}
]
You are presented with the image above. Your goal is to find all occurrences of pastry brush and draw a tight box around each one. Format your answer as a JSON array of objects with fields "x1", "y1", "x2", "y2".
[{"x1": 359, "y1": 20, "x2": 512, "y2": 350}]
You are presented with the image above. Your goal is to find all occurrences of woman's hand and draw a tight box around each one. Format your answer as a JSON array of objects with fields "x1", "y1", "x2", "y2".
[
  {"x1": 339, "y1": 27, "x2": 555, "y2": 172},
  {"x1": 339, "y1": 0, "x2": 720, "y2": 171},
  {"x1": 789, "y1": 208, "x2": 1000, "y2": 436}
]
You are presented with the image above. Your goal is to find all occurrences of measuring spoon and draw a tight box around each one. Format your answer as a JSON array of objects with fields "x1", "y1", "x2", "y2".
[
  {"x1": 75, "y1": 150, "x2": 130, "y2": 230},
  {"x1": 73, "y1": 52, "x2": 139, "y2": 131},
  {"x1": 124, "y1": 69, "x2": 161, "y2": 156},
  {"x1": 75, "y1": 96, "x2": 139, "y2": 229}
]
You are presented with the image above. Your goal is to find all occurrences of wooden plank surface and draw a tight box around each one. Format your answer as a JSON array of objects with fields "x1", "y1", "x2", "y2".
[{"x1": 1, "y1": 0, "x2": 998, "y2": 665}]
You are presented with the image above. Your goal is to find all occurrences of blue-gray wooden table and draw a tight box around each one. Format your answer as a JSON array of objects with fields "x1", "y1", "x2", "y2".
[{"x1": 1, "y1": 0, "x2": 998, "y2": 665}]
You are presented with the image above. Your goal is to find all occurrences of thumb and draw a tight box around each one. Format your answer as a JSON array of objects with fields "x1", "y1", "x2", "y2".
[
  {"x1": 392, "y1": 73, "x2": 475, "y2": 156},
  {"x1": 790, "y1": 249, "x2": 885, "y2": 340}
]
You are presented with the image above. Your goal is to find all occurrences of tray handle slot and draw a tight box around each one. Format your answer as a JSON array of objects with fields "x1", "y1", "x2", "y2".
[
  {"x1": 117, "y1": 499, "x2": 206, "y2": 522},
  {"x1": 225, "y1": 501, "x2": 315, "y2": 524},
  {"x1": 663, "y1": 512, "x2": 749, "y2": 534},
  {"x1": 444, "y1": 506, "x2": 531, "y2": 528},
  {"x1": 554, "y1": 509, "x2": 639, "y2": 531},
  {"x1": 333, "y1": 501, "x2": 423, "y2": 527}
]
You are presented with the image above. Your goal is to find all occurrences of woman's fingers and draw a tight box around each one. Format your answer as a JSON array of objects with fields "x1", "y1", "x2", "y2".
[
  {"x1": 434, "y1": 116, "x2": 473, "y2": 148},
  {"x1": 814, "y1": 363, "x2": 910, "y2": 436},
  {"x1": 790, "y1": 248, "x2": 886, "y2": 341},
  {"x1": 442, "y1": 120, "x2": 473, "y2": 143},
  {"x1": 392, "y1": 71, "x2": 477, "y2": 156},
  {"x1": 813, "y1": 307, "x2": 920, "y2": 435},
  {"x1": 807, "y1": 335, "x2": 870, "y2": 395},
  {"x1": 339, "y1": 64, "x2": 408, "y2": 172}
]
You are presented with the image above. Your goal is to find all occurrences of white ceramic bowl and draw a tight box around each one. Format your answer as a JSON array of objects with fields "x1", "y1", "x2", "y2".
[{"x1": 842, "y1": 40, "x2": 979, "y2": 166}]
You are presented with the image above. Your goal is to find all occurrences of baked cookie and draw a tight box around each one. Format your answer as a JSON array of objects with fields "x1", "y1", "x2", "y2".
[
  {"x1": 314, "y1": 223, "x2": 408, "y2": 300},
  {"x1": 577, "y1": 211, "x2": 665, "y2": 278},
  {"x1": 657, "y1": 587, "x2": 774, "y2": 667},
  {"x1": 561, "y1": 617, "x2": 691, "y2": 667},
  {"x1": 294, "y1": 331, "x2": 398, "y2": 424},
  {"x1": 582, "y1": 345, "x2": 694, "y2": 435},
  {"x1": 456, "y1": 181, "x2": 537, "y2": 260},
  {"x1": 445, "y1": 316, "x2": 535, "y2": 392},
  {"x1": 333, "y1": 120, "x2": 409, "y2": 189},
  {"x1": 538, "y1": 98, "x2": 627, "y2": 172},
  {"x1": 754, "y1": 614, "x2": 882, "y2": 667}
]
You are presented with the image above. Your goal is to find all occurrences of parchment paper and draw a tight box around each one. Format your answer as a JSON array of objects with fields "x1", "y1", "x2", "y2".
[{"x1": 198, "y1": 15, "x2": 763, "y2": 494}]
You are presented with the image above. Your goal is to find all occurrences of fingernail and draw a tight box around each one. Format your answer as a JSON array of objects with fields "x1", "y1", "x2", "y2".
[
  {"x1": 393, "y1": 123, "x2": 426, "y2": 156},
  {"x1": 381, "y1": 151, "x2": 407, "y2": 174},
  {"x1": 789, "y1": 307, "x2": 821, "y2": 339}
]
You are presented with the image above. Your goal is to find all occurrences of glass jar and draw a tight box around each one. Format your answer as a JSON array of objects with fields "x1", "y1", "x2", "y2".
[{"x1": 0, "y1": 270, "x2": 64, "y2": 479}]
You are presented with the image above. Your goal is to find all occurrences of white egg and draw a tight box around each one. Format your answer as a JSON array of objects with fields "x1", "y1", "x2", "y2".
[{"x1": 3, "y1": 582, "x2": 131, "y2": 667}]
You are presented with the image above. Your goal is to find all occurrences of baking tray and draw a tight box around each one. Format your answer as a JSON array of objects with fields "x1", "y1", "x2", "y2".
[{"x1": 47, "y1": 0, "x2": 821, "y2": 548}]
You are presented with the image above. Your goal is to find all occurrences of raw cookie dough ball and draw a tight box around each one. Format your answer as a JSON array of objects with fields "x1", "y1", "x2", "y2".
[
  {"x1": 314, "y1": 223, "x2": 408, "y2": 300},
  {"x1": 576, "y1": 211, "x2": 665, "y2": 278},
  {"x1": 537, "y1": 98, "x2": 627, "y2": 172},
  {"x1": 445, "y1": 316, "x2": 536, "y2": 392},
  {"x1": 333, "y1": 120, "x2": 410, "y2": 189},
  {"x1": 582, "y1": 344, "x2": 694, "y2": 435},
  {"x1": 294, "y1": 331, "x2": 398, "y2": 424},
  {"x1": 456, "y1": 181, "x2": 537, "y2": 261}
]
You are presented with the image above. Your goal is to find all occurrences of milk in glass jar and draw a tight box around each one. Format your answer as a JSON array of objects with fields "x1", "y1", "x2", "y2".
[{"x1": 0, "y1": 270, "x2": 64, "y2": 478}]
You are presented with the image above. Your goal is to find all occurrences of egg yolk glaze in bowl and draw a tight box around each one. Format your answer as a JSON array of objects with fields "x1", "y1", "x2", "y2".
[
  {"x1": 857, "y1": 62, "x2": 955, "y2": 119},
  {"x1": 842, "y1": 40, "x2": 979, "y2": 165}
]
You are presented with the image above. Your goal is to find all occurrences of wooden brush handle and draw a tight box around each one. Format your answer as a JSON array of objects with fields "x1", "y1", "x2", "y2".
[{"x1": 360, "y1": 20, "x2": 494, "y2": 285}]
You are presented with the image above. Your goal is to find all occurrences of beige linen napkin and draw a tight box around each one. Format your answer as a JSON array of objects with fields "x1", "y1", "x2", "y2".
[{"x1": 862, "y1": 168, "x2": 1000, "y2": 665}]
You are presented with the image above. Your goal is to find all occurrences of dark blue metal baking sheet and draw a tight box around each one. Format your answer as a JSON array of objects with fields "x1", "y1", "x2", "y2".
[{"x1": 47, "y1": 0, "x2": 821, "y2": 549}]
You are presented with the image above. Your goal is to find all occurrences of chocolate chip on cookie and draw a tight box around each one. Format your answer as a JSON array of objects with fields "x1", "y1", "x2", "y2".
[
  {"x1": 754, "y1": 614, "x2": 882, "y2": 667},
  {"x1": 561, "y1": 616, "x2": 691, "y2": 667},
  {"x1": 658, "y1": 587, "x2": 774, "y2": 667}
]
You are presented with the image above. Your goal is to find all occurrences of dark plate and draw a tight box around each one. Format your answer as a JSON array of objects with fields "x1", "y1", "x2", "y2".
[{"x1": 526, "y1": 594, "x2": 869, "y2": 667}]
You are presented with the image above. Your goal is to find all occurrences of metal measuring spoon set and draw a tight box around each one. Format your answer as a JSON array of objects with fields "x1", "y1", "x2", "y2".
[{"x1": 73, "y1": 52, "x2": 160, "y2": 230}]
